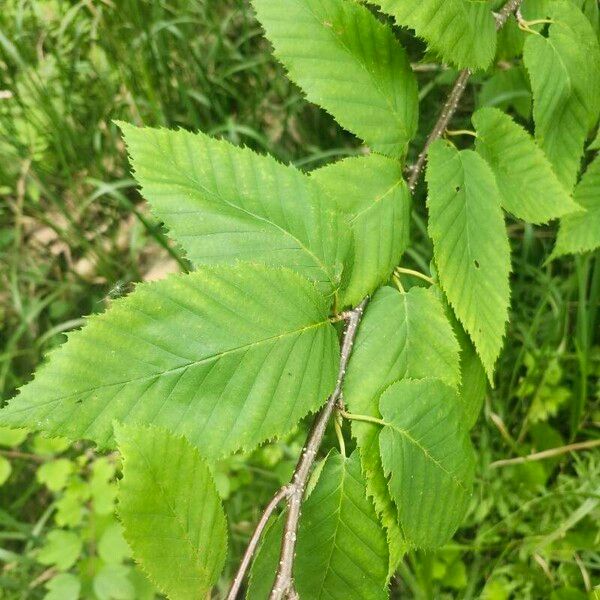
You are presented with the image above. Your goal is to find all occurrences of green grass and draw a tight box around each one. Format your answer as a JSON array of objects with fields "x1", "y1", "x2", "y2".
[{"x1": 0, "y1": 1, "x2": 599, "y2": 598}]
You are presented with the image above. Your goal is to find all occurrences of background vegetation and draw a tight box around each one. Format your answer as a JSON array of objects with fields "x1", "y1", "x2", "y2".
[{"x1": 0, "y1": 0, "x2": 598, "y2": 598}]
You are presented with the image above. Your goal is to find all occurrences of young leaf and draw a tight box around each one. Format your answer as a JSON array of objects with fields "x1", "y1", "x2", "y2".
[
  {"x1": 553, "y1": 154, "x2": 600, "y2": 257},
  {"x1": 343, "y1": 285, "x2": 460, "y2": 571},
  {"x1": 119, "y1": 123, "x2": 350, "y2": 297},
  {"x1": 311, "y1": 155, "x2": 411, "y2": 307},
  {"x1": 523, "y1": 0, "x2": 600, "y2": 190},
  {"x1": 369, "y1": 0, "x2": 497, "y2": 70},
  {"x1": 473, "y1": 107, "x2": 581, "y2": 224},
  {"x1": 379, "y1": 378, "x2": 476, "y2": 548},
  {"x1": 426, "y1": 139, "x2": 511, "y2": 381},
  {"x1": 246, "y1": 452, "x2": 389, "y2": 599},
  {"x1": 115, "y1": 424, "x2": 227, "y2": 600},
  {"x1": 477, "y1": 66, "x2": 532, "y2": 120},
  {"x1": 0, "y1": 265, "x2": 339, "y2": 458},
  {"x1": 252, "y1": 0, "x2": 418, "y2": 157}
]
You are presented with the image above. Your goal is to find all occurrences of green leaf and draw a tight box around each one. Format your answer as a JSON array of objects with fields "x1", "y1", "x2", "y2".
[
  {"x1": 473, "y1": 107, "x2": 581, "y2": 224},
  {"x1": 553, "y1": 154, "x2": 600, "y2": 257},
  {"x1": 36, "y1": 459, "x2": 73, "y2": 492},
  {"x1": 247, "y1": 452, "x2": 389, "y2": 599},
  {"x1": 37, "y1": 530, "x2": 83, "y2": 570},
  {"x1": 369, "y1": 0, "x2": 497, "y2": 70},
  {"x1": 295, "y1": 451, "x2": 388, "y2": 599},
  {"x1": 115, "y1": 424, "x2": 227, "y2": 600},
  {"x1": 426, "y1": 139, "x2": 511, "y2": 380},
  {"x1": 0, "y1": 426, "x2": 27, "y2": 447},
  {"x1": 252, "y1": 0, "x2": 418, "y2": 156},
  {"x1": 119, "y1": 123, "x2": 350, "y2": 297},
  {"x1": 98, "y1": 523, "x2": 131, "y2": 565},
  {"x1": 0, "y1": 265, "x2": 339, "y2": 458},
  {"x1": 343, "y1": 285, "x2": 460, "y2": 571},
  {"x1": 523, "y1": 0, "x2": 600, "y2": 190},
  {"x1": 93, "y1": 565, "x2": 135, "y2": 600},
  {"x1": 43, "y1": 574, "x2": 81, "y2": 600},
  {"x1": 0, "y1": 456, "x2": 11, "y2": 486},
  {"x1": 311, "y1": 155, "x2": 411, "y2": 306},
  {"x1": 379, "y1": 378, "x2": 476, "y2": 548}
]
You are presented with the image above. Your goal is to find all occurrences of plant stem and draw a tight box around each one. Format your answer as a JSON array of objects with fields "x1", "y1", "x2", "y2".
[
  {"x1": 407, "y1": 0, "x2": 524, "y2": 192},
  {"x1": 395, "y1": 267, "x2": 435, "y2": 286},
  {"x1": 269, "y1": 298, "x2": 368, "y2": 599},
  {"x1": 489, "y1": 439, "x2": 600, "y2": 468},
  {"x1": 226, "y1": 485, "x2": 291, "y2": 600},
  {"x1": 339, "y1": 409, "x2": 387, "y2": 427}
]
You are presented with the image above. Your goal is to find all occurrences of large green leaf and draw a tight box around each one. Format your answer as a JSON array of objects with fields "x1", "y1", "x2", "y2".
[
  {"x1": 120, "y1": 123, "x2": 350, "y2": 297},
  {"x1": 0, "y1": 265, "x2": 339, "y2": 458},
  {"x1": 246, "y1": 452, "x2": 388, "y2": 599},
  {"x1": 379, "y1": 378, "x2": 475, "y2": 548},
  {"x1": 426, "y1": 139, "x2": 511, "y2": 380},
  {"x1": 369, "y1": 0, "x2": 497, "y2": 70},
  {"x1": 473, "y1": 107, "x2": 581, "y2": 224},
  {"x1": 523, "y1": 0, "x2": 600, "y2": 190},
  {"x1": 343, "y1": 285, "x2": 460, "y2": 571},
  {"x1": 553, "y1": 154, "x2": 600, "y2": 257},
  {"x1": 311, "y1": 155, "x2": 411, "y2": 307},
  {"x1": 252, "y1": 0, "x2": 418, "y2": 157},
  {"x1": 115, "y1": 424, "x2": 227, "y2": 600}
]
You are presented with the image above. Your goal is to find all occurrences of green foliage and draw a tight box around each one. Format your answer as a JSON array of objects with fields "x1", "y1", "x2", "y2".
[
  {"x1": 311, "y1": 155, "x2": 411, "y2": 306},
  {"x1": 119, "y1": 123, "x2": 350, "y2": 297},
  {"x1": 116, "y1": 424, "x2": 227, "y2": 600},
  {"x1": 252, "y1": 0, "x2": 419, "y2": 156},
  {"x1": 0, "y1": 265, "x2": 339, "y2": 458},
  {"x1": 554, "y1": 155, "x2": 600, "y2": 257},
  {"x1": 523, "y1": 0, "x2": 600, "y2": 190},
  {"x1": 473, "y1": 107, "x2": 581, "y2": 224},
  {"x1": 368, "y1": 0, "x2": 497, "y2": 70},
  {"x1": 426, "y1": 139, "x2": 511, "y2": 380},
  {"x1": 379, "y1": 379, "x2": 475, "y2": 548}
]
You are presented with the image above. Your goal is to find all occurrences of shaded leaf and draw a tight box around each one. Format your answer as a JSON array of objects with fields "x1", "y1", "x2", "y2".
[
  {"x1": 116, "y1": 424, "x2": 227, "y2": 600},
  {"x1": 252, "y1": 0, "x2": 418, "y2": 156},
  {"x1": 523, "y1": 0, "x2": 600, "y2": 190},
  {"x1": 0, "y1": 265, "x2": 339, "y2": 458},
  {"x1": 379, "y1": 378, "x2": 475, "y2": 548}
]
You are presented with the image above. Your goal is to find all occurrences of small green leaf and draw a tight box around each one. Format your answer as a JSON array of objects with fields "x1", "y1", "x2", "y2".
[
  {"x1": 0, "y1": 426, "x2": 27, "y2": 447},
  {"x1": 0, "y1": 456, "x2": 12, "y2": 486},
  {"x1": 379, "y1": 378, "x2": 475, "y2": 548},
  {"x1": 343, "y1": 285, "x2": 460, "y2": 572},
  {"x1": 524, "y1": 0, "x2": 600, "y2": 190},
  {"x1": 116, "y1": 424, "x2": 227, "y2": 600},
  {"x1": 37, "y1": 459, "x2": 73, "y2": 492},
  {"x1": 120, "y1": 123, "x2": 350, "y2": 296},
  {"x1": 477, "y1": 66, "x2": 532, "y2": 120},
  {"x1": 252, "y1": 0, "x2": 418, "y2": 156},
  {"x1": 98, "y1": 523, "x2": 131, "y2": 565},
  {"x1": 553, "y1": 154, "x2": 600, "y2": 257},
  {"x1": 0, "y1": 265, "x2": 339, "y2": 458},
  {"x1": 473, "y1": 107, "x2": 581, "y2": 224},
  {"x1": 93, "y1": 564, "x2": 135, "y2": 600},
  {"x1": 312, "y1": 155, "x2": 411, "y2": 306},
  {"x1": 43, "y1": 573, "x2": 81, "y2": 600},
  {"x1": 369, "y1": 0, "x2": 497, "y2": 70},
  {"x1": 31, "y1": 434, "x2": 70, "y2": 456},
  {"x1": 37, "y1": 530, "x2": 83, "y2": 570},
  {"x1": 426, "y1": 139, "x2": 511, "y2": 380}
]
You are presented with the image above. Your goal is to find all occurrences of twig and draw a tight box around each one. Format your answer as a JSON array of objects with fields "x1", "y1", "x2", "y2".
[
  {"x1": 226, "y1": 485, "x2": 291, "y2": 600},
  {"x1": 489, "y1": 439, "x2": 600, "y2": 468},
  {"x1": 269, "y1": 298, "x2": 368, "y2": 599},
  {"x1": 407, "y1": 0, "x2": 524, "y2": 192}
]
